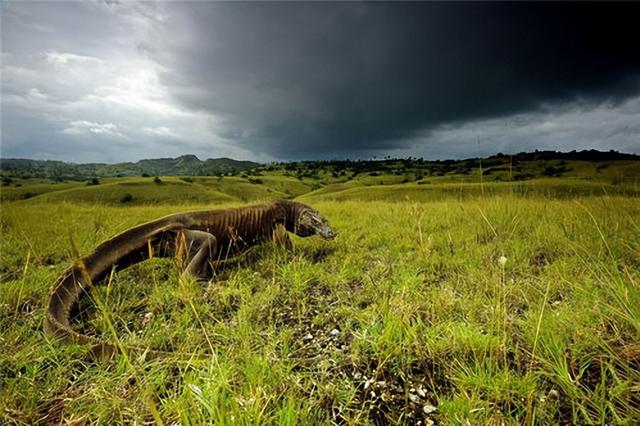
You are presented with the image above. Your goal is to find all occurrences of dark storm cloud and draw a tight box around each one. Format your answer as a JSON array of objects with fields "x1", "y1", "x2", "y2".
[
  {"x1": 2, "y1": 2, "x2": 639, "y2": 162},
  {"x1": 153, "y1": 2, "x2": 640, "y2": 158}
]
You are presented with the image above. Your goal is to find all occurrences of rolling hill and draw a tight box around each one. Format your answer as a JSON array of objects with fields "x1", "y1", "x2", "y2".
[{"x1": 0, "y1": 155, "x2": 260, "y2": 179}]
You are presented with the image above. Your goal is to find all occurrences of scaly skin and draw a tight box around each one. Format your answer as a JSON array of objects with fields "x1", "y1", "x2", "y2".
[{"x1": 44, "y1": 200, "x2": 336, "y2": 358}]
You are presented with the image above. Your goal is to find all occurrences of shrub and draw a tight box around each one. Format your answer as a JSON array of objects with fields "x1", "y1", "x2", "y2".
[
  {"x1": 153, "y1": 176, "x2": 162, "y2": 184},
  {"x1": 542, "y1": 166, "x2": 567, "y2": 177},
  {"x1": 119, "y1": 193, "x2": 133, "y2": 203}
]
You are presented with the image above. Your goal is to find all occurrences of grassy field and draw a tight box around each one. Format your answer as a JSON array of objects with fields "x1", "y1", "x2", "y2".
[{"x1": 1, "y1": 172, "x2": 639, "y2": 424}]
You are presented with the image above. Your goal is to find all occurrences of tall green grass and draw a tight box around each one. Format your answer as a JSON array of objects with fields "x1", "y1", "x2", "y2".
[{"x1": 1, "y1": 194, "x2": 638, "y2": 424}]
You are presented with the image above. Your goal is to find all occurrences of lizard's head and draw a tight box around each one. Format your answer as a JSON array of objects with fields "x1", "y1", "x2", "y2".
[{"x1": 295, "y1": 207, "x2": 337, "y2": 240}]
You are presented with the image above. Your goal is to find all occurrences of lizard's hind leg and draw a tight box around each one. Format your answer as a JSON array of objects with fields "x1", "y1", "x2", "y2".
[{"x1": 178, "y1": 229, "x2": 218, "y2": 281}]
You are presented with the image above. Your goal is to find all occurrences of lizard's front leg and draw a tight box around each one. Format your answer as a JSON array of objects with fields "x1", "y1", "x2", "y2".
[
  {"x1": 177, "y1": 229, "x2": 218, "y2": 280},
  {"x1": 271, "y1": 223, "x2": 293, "y2": 251}
]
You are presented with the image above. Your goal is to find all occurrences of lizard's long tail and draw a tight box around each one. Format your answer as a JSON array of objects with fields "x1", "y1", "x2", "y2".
[{"x1": 44, "y1": 220, "x2": 183, "y2": 358}]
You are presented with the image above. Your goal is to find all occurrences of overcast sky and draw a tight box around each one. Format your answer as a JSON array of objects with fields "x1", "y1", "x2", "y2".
[{"x1": 2, "y1": 1, "x2": 639, "y2": 163}]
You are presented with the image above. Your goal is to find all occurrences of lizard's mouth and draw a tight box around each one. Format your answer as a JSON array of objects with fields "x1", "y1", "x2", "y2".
[{"x1": 319, "y1": 227, "x2": 337, "y2": 240}]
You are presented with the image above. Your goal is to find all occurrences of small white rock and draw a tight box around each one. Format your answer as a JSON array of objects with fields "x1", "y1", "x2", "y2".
[
  {"x1": 303, "y1": 333, "x2": 313, "y2": 341},
  {"x1": 330, "y1": 328, "x2": 340, "y2": 337},
  {"x1": 423, "y1": 404, "x2": 437, "y2": 414}
]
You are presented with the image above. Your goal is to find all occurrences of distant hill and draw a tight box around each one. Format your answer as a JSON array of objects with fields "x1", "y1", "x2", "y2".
[
  {"x1": 1, "y1": 149, "x2": 638, "y2": 182},
  {"x1": 0, "y1": 155, "x2": 261, "y2": 180},
  {"x1": 1, "y1": 149, "x2": 638, "y2": 204},
  {"x1": 491, "y1": 149, "x2": 639, "y2": 162}
]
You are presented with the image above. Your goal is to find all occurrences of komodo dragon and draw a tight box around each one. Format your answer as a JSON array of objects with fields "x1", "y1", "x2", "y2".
[{"x1": 44, "y1": 200, "x2": 336, "y2": 358}]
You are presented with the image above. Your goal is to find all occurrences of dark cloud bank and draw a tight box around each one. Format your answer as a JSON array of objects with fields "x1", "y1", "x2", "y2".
[
  {"x1": 2, "y1": 1, "x2": 639, "y2": 161},
  {"x1": 154, "y1": 2, "x2": 640, "y2": 159}
]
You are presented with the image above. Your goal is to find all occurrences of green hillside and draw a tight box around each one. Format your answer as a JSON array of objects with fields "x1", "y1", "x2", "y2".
[
  {"x1": 1, "y1": 175, "x2": 323, "y2": 205},
  {"x1": 300, "y1": 179, "x2": 639, "y2": 202},
  {"x1": 0, "y1": 155, "x2": 260, "y2": 180},
  {"x1": 3, "y1": 154, "x2": 638, "y2": 205}
]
